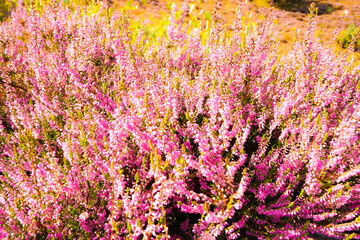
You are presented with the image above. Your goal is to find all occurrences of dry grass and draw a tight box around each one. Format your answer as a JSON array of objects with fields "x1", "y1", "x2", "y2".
[{"x1": 111, "y1": 0, "x2": 360, "y2": 60}]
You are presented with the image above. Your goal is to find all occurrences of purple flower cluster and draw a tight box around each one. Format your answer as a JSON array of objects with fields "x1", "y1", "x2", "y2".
[{"x1": 0, "y1": 2, "x2": 359, "y2": 239}]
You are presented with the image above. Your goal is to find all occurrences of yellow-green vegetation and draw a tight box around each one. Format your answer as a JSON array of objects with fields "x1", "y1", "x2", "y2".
[
  {"x1": 337, "y1": 23, "x2": 360, "y2": 50},
  {"x1": 0, "y1": 0, "x2": 16, "y2": 21}
]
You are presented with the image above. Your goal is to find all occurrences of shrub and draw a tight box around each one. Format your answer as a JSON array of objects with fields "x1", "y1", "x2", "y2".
[
  {"x1": 0, "y1": 2, "x2": 360, "y2": 239},
  {"x1": 337, "y1": 23, "x2": 360, "y2": 51},
  {"x1": 258, "y1": 0, "x2": 302, "y2": 6},
  {"x1": 0, "y1": 0, "x2": 16, "y2": 21},
  {"x1": 272, "y1": 0, "x2": 301, "y2": 3}
]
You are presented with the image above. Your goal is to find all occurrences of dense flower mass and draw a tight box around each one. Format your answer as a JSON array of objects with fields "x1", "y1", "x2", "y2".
[{"x1": 0, "y1": 2, "x2": 360, "y2": 239}]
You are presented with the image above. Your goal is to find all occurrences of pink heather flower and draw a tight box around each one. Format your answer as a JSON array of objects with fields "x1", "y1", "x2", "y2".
[
  {"x1": 0, "y1": 1, "x2": 359, "y2": 239},
  {"x1": 79, "y1": 212, "x2": 89, "y2": 222},
  {"x1": 0, "y1": 222, "x2": 8, "y2": 239},
  {"x1": 234, "y1": 169, "x2": 250, "y2": 201},
  {"x1": 180, "y1": 219, "x2": 189, "y2": 231}
]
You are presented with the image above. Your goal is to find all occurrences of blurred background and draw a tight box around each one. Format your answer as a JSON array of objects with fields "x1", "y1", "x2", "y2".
[{"x1": 1, "y1": 0, "x2": 359, "y2": 54}]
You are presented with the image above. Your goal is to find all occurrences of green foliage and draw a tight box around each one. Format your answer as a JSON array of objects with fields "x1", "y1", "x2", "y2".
[{"x1": 337, "y1": 23, "x2": 360, "y2": 50}]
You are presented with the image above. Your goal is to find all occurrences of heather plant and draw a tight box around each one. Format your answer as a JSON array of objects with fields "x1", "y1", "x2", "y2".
[{"x1": 0, "y1": 1, "x2": 360, "y2": 239}]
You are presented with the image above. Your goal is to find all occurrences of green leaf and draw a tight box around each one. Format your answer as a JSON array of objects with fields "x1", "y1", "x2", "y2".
[{"x1": 204, "y1": 11, "x2": 212, "y2": 21}]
